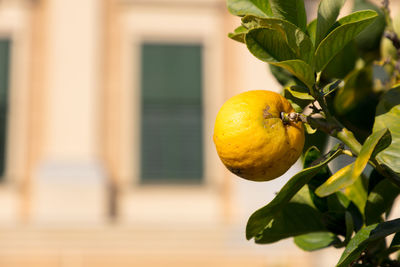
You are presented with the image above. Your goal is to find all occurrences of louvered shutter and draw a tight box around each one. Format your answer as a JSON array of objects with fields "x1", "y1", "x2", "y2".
[{"x1": 140, "y1": 43, "x2": 203, "y2": 184}]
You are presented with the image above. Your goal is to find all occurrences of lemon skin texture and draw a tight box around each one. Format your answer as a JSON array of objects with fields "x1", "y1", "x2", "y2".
[{"x1": 213, "y1": 90, "x2": 305, "y2": 181}]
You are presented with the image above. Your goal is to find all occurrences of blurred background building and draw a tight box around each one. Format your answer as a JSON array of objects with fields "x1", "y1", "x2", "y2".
[{"x1": 0, "y1": 0, "x2": 397, "y2": 266}]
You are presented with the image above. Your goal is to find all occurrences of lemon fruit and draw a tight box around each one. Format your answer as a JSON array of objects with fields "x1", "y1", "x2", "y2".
[{"x1": 213, "y1": 90, "x2": 305, "y2": 181}]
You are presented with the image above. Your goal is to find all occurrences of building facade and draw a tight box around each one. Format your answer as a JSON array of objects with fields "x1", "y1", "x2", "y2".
[{"x1": 0, "y1": 0, "x2": 396, "y2": 266}]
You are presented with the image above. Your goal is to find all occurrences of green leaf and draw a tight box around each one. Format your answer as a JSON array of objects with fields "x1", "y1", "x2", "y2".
[
  {"x1": 305, "y1": 123, "x2": 317, "y2": 134},
  {"x1": 228, "y1": 25, "x2": 248, "y2": 43},
  {"x1": 314, "y1": 10, "x2": 377, "y2": 71},
  {"x1": 365, "y1": 178, "x2": 400, "y2": 225},
  {"x1": 294, "y1": 232, "x2": 339, "y2": 251},
  {"x1": 346, "y1": 201, "x2": 364, "y2": 232},
  {"x1": 271, "y1": 60, "x2": 314, "y2": 89},
  {"x1": 227, "y1": 0, "x2": 307, "y2": 32},
  {"x1": 246, "y1": 145, "x2": 343, "y2": 239},
  {"x1": 304, "y1": 147, "x2": 332, "y2": 211},
  {"x1": 343, "y1": 174, "x2": 368, "y2": 215},
  {"x1": 337, "y1": 218, "x2": 400, "y2": 267},
  {"x1": 334, "y1": 67, "x2": 373, "y2": 115},
  {"x1": 303, "y1": 146, "x2": 322, "y2": 168},
  {"x1": 245, "y1": 27, "x2": 296, "y2": 62},
  {"x1": 353, "y1": 0, "x2": 386, "y2": 53},
  {"x1": 227, "y1": 0, "x2": 272, "y2": 18},
  {"x1": 287, "y1": 99, "x2": 303, "y2": 113},
  {"x1": 344, "y1": 211, "x2": 354, "y2": 243},
  {"x1": 268, "y1": 0, "x2": 307, "y2": 32},
  {"x1": 307, "y1": 19, "x2": 317, "y2": 45},
  {"x1": 285, "y1": 85, "x2": 313, "y2": 100},
  {"x1": 353, "y1": 128, "x2": 390, "y2": 177},
  {"x1": 323, "y1": 41, "x2": 358, "y2": 79},
  {"x1": 271, "y1": 64, "x2": 313, "y2": 92},
  {"x1": 254, "y1": 186, "x2": 327, "y2": 244},
  {"x1": 322, "y1": 79, "x2": 342, "y2": 96},
  {"x1": 243, "y1": 16, "x2": 314, "y2": 64},
  {"x1": 245, "y1": 23, "x2": 314, "y2": 87},
  {"x1": 373, "y1": 86, "x2": 400, "y2": 174},
  {"x1": 316, "y1": 128, "x2": 390, "y2": 197},
  {"x1": 315, "y1": 163, "x2": 353, "y2": 197},
  {"x1": 371, "y1": 129, "x2": 392, "y2": 158},
  {"x1": 315, "y1": 0, "x2": 346, "y2": 47}
]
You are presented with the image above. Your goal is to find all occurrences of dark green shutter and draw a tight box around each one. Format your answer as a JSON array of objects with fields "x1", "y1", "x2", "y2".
[
  {"x1": 0, "y1": 39, "x2": 10, "y2": 179},
  {"x1": 140, "y1": 43, "x2": 203, "y2": 184}
]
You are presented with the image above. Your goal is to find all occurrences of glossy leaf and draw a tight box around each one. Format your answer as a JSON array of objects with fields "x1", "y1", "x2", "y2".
[
  {"x1": 307, "y1": 19, "x2": 317, "y2": 45},
  {"x1": 243, "y1": 16, "x2": 314, "y2": 63},
  {"x1": 322, "y1": 80, "x2": 342, "y2": 96},
  {"x1": 227, "y1": 0, "x2": 272, "y2": 17},
  {"x1": 246, "y1": 145, "x2": 343, "y2": 239},
  {"x1": 294, "y1": 232, "x2": 339, "y2": 251},
  {"x1": 343, "y1": 174, "x2": 367, "y2": 215},
  {"x1": 228, "y1": 25, "x2": 248, "y2": 43},
  {"x1": 316, "y1": 128, "x2": 390, "y2": 197},
  {"x1": 285, "y1": 85, "x2": 313, "y2": 100},
  {"x1": 271, "y1": 60, "x2": 314, "y2": 89},
  {"x1": 373, "y1": 86, "x2": 400, "y2": 174},
  {"x1": 268, "y1": 0, "x2": 307, "y2": 32},
  {"x1": 315, "y1": 0, "x2": 346, "y2": 47},
  {"x1": 245, "y1": 23, "x2": 314, "y2": 87},
  {"x1": 353, "y1": 128, "x2": 390, "y2": 177},
  {"x1": 314, "y1": 10, "x2": 377, "y2": 71},
  {"x1": 254, "y1": 186, "x2": 326, "y2": 244},
  {"x1": 337, "y1": 219, "x2": 400, "y2": 267},
  {"x1": 365, "y1": 179, "x2": 400, "y2": 225},
  {"x1": 315, "y1": 163, "x2": 353, "y2": 197},
  {"x1": 245, "y1": 27, "x2": 296, "y2": 62},
  {"x1": 371, "y1": 129, "x2": 392, "y2": 158}
]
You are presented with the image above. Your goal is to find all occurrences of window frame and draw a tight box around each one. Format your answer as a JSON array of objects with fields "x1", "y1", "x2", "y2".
[
  {"x1": 119, "y1": 6, "x2": 225, "y2": 190},
  {"x1": 111, "y1": 4, "x2": 227, "y2": 223}
]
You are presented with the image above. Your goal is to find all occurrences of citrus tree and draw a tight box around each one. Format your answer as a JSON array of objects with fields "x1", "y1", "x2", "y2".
[{"x1": 217, "y1": 0, "x2": 400, "y2": 265}]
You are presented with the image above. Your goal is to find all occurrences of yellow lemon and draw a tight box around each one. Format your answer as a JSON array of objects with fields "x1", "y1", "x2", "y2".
[{"x1": 213, "y1": 90, "x2": 305, "y2": 181}]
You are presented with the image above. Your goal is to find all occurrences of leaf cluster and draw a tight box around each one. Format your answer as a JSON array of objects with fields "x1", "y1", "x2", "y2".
[{"x1": 226, "y1": 0, "x2": 400, "y2": 265}]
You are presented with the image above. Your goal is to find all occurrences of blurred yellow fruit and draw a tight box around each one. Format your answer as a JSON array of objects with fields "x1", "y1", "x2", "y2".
[{"x1": 213, "y1": 90, "x2": 305, "y2": 181}]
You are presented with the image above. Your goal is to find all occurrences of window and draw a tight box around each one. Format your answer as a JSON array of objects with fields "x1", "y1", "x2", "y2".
[
  {"x1": 0, "y1": 39, "x2": 10, "y2": 179},
  {"x1": 140, "y1": 43, "x2": 203, "y2": 184}
]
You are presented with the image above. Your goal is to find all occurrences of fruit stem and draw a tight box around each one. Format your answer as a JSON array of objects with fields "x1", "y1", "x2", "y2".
[{"x1": 281, "y1": 112, "x2": 362, "y2": 155}]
